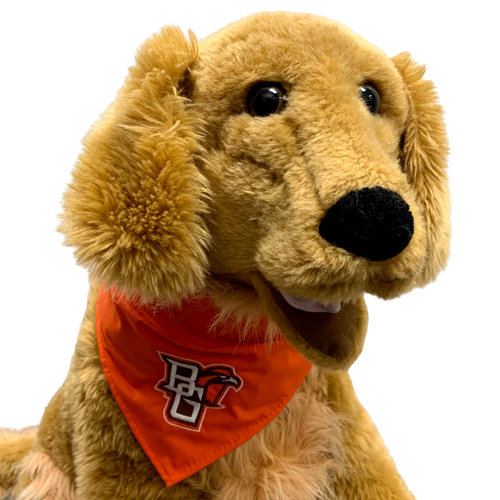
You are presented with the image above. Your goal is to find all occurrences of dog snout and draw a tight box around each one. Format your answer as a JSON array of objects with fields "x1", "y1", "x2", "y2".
[{"x1": 318, "y1": 187, "x2": 414, "y2": 261}]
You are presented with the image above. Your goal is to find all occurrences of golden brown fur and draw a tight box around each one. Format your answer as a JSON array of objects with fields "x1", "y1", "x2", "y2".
[
  {"x1": 0, "y1": 11, "x2": 449, "y2": 499},
  {"x1": 0, "y1": 430, "x2": 36, "y2": 498}
]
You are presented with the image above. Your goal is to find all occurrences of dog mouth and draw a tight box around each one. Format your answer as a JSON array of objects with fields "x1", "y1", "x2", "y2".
[{"x1": 251, "y1": 274, "x2": 368, "y2": 370}]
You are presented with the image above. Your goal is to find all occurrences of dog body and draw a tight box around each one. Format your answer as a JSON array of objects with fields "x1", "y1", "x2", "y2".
[
  {"x1": 0, "y1": 12, "x2": 450, "y2": 500},
  {"x1": 4, "y1": 288, "x2": 411, "y2": 500}
]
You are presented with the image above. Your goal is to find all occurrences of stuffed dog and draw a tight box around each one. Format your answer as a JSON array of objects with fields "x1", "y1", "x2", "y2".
[{"x1": 0, "y1": 11, "x2": 450, "y2": 500}]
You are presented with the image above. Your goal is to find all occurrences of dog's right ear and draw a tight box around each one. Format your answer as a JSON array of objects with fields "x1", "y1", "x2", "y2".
[{"x1": 59, "y1": 27, "x2": 210, "y2": 303}]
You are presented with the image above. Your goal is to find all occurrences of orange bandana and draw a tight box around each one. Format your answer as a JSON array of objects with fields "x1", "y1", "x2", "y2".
[{"x1": 95, "y1": 286, "x2": 312, "y2": 486}]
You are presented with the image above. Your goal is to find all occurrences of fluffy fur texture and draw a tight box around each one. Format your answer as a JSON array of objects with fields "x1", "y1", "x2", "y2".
[
  {"x1": 59, "y1": 28, "x2": 211, "y2": 304},
  {"x1": 1, "y1": 11, "x2": 449, "y2": 499},
  {"x1": 10, "y1": 452, "x2": 76, "y2": 500},
  {"x1": 0, "y1": 430, "x2": 36, "y2": 499},
  {"x1": 202, "y1": 367, "x2": 346, "y2": 500}
]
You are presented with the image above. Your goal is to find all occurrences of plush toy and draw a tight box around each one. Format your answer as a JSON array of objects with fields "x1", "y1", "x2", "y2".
[{"x1": 0, "y1": 11, "x2": 450, "y2": 500}]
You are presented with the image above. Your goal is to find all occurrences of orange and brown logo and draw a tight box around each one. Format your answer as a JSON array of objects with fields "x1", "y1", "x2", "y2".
[{"x1": 155, "y1": 353, "x2": 243, "y2": 432}]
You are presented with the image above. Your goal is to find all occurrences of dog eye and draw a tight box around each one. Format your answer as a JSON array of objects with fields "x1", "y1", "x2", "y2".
[
  {"x1": 359, "y1": 84, "x2": 380, "y2": 114},
  {"x1": 247, "y1": 83, "x2": 287, "y2": 117}
]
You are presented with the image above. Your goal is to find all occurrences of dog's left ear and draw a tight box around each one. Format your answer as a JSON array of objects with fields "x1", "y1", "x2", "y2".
[
  {"x1": 59, "y1": 27, "x2": 210, "y2": 303},
  {"x1": 392, "y1": 52, "x2": 451, "y2": 287}
]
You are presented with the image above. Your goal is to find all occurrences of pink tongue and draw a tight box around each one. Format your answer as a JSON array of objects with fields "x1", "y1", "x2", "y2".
[{"x1": 279, "y1": 291, "x2": 341, "y2": 314}]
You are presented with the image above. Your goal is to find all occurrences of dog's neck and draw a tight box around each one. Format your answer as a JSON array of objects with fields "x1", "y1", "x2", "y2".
[{"x1": 95, "y1": 285, "x2": 312, "y2": 486}]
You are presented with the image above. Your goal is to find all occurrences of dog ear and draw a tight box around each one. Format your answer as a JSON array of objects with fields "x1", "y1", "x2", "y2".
[
  {"x1": 391, "y1": 52, "x2": 451, "y2": 287},
  {"x1": 59, "y1": 27, "x2": 210, "y2": 303}
]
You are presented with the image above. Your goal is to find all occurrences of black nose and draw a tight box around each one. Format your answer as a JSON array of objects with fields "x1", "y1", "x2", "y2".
[{"x1": 318, "y1": 187, "x2": 414, "y2": 261}]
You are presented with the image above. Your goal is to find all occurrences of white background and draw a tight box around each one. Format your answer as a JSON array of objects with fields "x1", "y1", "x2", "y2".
[{"x1": 0, "y1": 1, "x2": 498, "y2": 499}]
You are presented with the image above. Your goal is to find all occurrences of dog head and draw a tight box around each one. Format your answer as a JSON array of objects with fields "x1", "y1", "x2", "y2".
[{"x1": 60, "y1": 12, "x2": 450, "y2": 370}]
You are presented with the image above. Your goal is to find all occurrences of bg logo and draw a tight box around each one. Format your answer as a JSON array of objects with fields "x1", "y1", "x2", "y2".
[{"x1": 156, "y1": 353, "x2": 243, "y2": 432}]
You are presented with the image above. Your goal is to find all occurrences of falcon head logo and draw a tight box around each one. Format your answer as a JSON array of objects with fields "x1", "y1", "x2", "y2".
[{"x1": 155, "y1": 353, "x2": 243, "y2": 432}]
